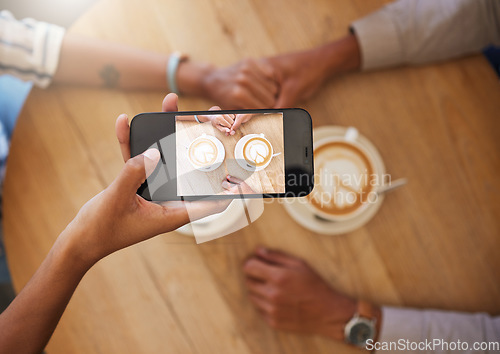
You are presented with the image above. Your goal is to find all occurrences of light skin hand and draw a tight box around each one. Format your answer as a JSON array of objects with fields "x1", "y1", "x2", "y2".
[
  {"x1": 221, "y1": 175, "x2": 255, "y2": 194},
  {"x1": 198, "y1": 108, "x2": 236, "y2": 135},
  {"x1": 199, "y1": 58, "x2": 279, "y2": 109},
  {"x1": 229, "y1": 113, "x2": 254, "y2": 134},
  {"x1": 243, "y1": 247, "x2": 364, "y2": 340}
]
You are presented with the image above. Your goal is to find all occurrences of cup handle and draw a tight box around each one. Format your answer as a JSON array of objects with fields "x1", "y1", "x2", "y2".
[{"x1": 344, "y1": 127, "x2": 358, "y2": 142}]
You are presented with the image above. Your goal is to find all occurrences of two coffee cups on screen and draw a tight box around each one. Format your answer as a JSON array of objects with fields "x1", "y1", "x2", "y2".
[{"x1": 188, "y1": 133, "x2": 275, "y2": 172}]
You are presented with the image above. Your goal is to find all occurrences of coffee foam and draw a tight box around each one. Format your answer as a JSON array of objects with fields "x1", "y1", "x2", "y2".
[
  {"x1": 243, "y1": 137, "x2": 272, "y2": 167},
  {"x1": 189, "y1": 138, "x2": 218, "y2": 167},
  {"x1": 308, "y1": 141, "x2": 374, "y2": 216}
]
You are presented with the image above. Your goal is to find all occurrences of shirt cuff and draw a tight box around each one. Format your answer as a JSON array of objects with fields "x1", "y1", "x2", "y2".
[
  {"x1": 33, "y1": 23, "x2": 65, "y2": 88},
  {"x1": 378, "y1": 307, "x2": 424, "y2": 345},
  {"x1": 350, "y1": 9, "x2": 404, "y2": 71}
]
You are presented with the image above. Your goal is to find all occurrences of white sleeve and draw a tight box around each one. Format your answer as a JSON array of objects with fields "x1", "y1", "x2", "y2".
[
  {"x1": 376, "y1": 306, "x2": 500, "y2": 353},
  {"x1": 0, "y1": 10, "x2": 65, "y2": 88},
  {"x1": 350, "y1": 0, "x2": 500, "y2": 70}
]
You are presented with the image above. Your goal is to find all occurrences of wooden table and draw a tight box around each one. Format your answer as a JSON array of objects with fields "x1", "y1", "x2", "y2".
[
  {"x1": 4, "y1": 0, "x2": 500, "y2": 353},
  {"x1": 176, "y1": 113, "x2": 285, "y2": 195}
]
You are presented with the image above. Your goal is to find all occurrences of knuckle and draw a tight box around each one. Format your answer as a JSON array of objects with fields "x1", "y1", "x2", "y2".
[
  {"x1": 231, "y1": 86, "x2": 245, "y2": 100},
  {"x1": 236, "y1": 73, "x2": 248, "y2": 85},
  {"x1": 243, "y1": 259, "x2": 256, "y2": 274},
  {"x1": 125, "y1": 158, "x2": 143, "y2": 175}
]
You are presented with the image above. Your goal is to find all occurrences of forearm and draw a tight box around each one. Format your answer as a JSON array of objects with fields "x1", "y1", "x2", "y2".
[
  {"x1": 53, "y1": 34, "x2": 168, "y2": 89},
  {"x1": 0, "y1": 228, "x2": 91, "y2": 353}
]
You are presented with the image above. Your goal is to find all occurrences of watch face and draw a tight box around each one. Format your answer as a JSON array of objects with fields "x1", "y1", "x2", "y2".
[{"x1": 347, "y1": 322, "x2": 374, "y2": 346}]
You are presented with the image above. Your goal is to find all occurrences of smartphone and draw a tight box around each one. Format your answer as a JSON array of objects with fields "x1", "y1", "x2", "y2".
[{"x1": 130, "y1": 108, "x2": 314, "y2": 201}]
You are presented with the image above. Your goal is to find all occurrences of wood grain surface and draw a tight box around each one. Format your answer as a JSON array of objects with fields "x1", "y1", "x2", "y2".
[
  {"x1": 176, "y1": 113, "x2": 285, "y2": 195},
  {"x1": 3, "y1": 0, "x2": 500, "y2": 353}
]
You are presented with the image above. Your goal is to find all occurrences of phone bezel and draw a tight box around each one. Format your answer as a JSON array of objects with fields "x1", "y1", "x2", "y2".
[{"x1": 130, "y1": 108, "x2": 314, "y2": 201}]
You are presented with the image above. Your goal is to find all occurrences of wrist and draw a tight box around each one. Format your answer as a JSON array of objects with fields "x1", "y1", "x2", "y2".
[
  {"x1": 177, "y1": 60, "x2": 215, "y2": 97},
  {"x1": 316, "y1": 33, "x2": 361, "y2": 78},
  {"x1": 321, "y1": 295, "x2": 357, "y2": 341},
  {"x1": 57, "y1": 220, "x2": 101, "y2": 271},
  {"x1": 53, "y1": 226, "x2": 96, "y2": 277}
]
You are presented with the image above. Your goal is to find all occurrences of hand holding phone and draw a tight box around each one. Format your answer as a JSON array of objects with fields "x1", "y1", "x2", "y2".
[{"x1": 130, "y1": 106, "x2": 314, "y2": 201}]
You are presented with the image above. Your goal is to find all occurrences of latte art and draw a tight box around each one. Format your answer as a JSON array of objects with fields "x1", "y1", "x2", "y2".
[
  {"x1": 188, "y1": 138, "x2": 218, "y2": 167},
  {"x1": 243, "y1": 137, "x2": 272, "y2": 167},
  {"x1": 308, "y1": 141, "x2": 375, "y2": 216}
]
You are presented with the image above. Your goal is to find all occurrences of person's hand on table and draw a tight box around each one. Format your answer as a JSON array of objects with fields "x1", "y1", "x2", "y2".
[
  {"x1": 229, "y1": 113, "x2": 254, "y2": 134},
  {"x1": 197, "y1": 109, "x2": 236, "y2": 136},
  {"x1": 243, "y1": 247, "x2": 366, "y2": 340},
  {"x1": 68, "y1": 93, "x2": 230, "y2": 265},
  {"x1": 222, "y1": 175, "x2": 255, "y2": 194},
  {"x1": 262, "y1": 34, "x2": 361, "y2": 108},
  {"x1": 198, "y1": 58, "x2": 278, "y2": 109}
]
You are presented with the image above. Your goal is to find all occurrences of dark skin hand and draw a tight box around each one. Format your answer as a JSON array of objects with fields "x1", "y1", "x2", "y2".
[
  {"x1": 244, "y1": 247, "x2": 380, "y2": 341},
  {"x1": 263, "y1": 34, "x2": 362, "y2": 108}
]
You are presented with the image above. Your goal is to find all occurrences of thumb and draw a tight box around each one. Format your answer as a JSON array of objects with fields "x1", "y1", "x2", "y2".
[
  {"x1": 274, "y1": 82, "x2": 295, "y2": 109},
  {"x1": 231, "y1": 114, "x2": 244, "y2": 131},
  {"x1": 113, "y1": 148, "x2": 161, "y2": 195}
]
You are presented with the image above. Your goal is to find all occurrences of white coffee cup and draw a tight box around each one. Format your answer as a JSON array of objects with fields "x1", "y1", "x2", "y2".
[
  {"x1": 304, "y1": 127, "x2": 378, "y2": 222},
  {"x1": 234, "y1": 133, "x2": 274, "y2": 171},
  {"x1": 187, "y1": 133, "x2": 225, "y2": 172}
]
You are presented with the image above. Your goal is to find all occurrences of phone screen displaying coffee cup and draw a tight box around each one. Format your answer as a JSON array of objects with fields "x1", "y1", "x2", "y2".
[{"x1": 130, "y1": 108, "x2": 314, "y2": 201}]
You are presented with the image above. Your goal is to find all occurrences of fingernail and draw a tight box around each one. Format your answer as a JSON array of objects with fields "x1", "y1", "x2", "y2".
[
  {"x1": 230, "y1": 131, "x2": 235, "y2": 135},
  {"x1": 143, "y1": 148, "x2": 160, "y2": 160}
]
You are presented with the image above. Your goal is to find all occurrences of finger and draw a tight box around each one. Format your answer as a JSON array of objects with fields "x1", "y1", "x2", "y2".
[
  {"x1": 115, "y1": 114, "x2": 131, "y2": 162},
  {"x1": 209, "y1": 105, "x2": 222, "y2": 111},
  {"x1": 222, "y1": 114, "x2": 234, "y2": 126},
  {"x1": 216, "y1": 116, "x2": 232, "y2": 128},
  {"x1": 222, "y1": 180, "x2": 237, "y2": 191},
  {"x1": 244, "y1": 60, "x2": 278, "y2": 105},
  {"x1": 249, "y1": 294, "x2": 274, "y2": 314},
  {"x1": 182, "y1": 199, "x2": 232, "y2": 222},
  {"x1": 256, "y1": 246, "x2": 303, "y2": 268},
  {"x1": 243, "y1": 257, "x2": 280, "y2": 281},
  {"x1": 216, "y1": 125, "x2": 231, "y2": 134},
  {"x1": 112, "y1": 148, "x2": 161, "y2": 195},
  {"x1": 256, "y1": 58, "x2": 276, "y2": 81},
  {"x1": 231, "y1": 115, "x2": 245, "y2": 132},
  {"x1": 162, "y1": 93, "x2": 179, "y2": 112},
  {"x1": 226, "y1": 174, "x2": 244, "y2": 184},
  {"x1": 245, "y1": 278, "x2": 275, "y2": 299},
  {"x1": 236, "y1": 87, "x2": 267, "y2": 109},
  {"x1": 274, "y1": 82, "x2": 295, "y2": 108}
]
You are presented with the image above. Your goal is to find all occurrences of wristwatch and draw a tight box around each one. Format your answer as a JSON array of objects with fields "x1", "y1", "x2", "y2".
[{"x1": 344, "y1": 300, "x2": 377, "y2": 348}]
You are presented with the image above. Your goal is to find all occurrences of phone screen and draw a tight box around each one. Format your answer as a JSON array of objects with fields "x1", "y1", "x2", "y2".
[
  {"x1": 175, "y1": 112, "x2": 285, "y2": 197},
  {"x1": 130, "y1": 108, "x2": 313, "y2": 201}
]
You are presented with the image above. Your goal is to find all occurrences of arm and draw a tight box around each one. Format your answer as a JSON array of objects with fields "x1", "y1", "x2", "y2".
[
  {"x1": 376, "y1": 307, "x2": 500, "y2": 353},
  {"x1": 0, "y1": 94, "x2": 229, "y2": 353},
  {"x1": 1, "y1": 11, "x2": 278, "y2": 108},
  {"x1": 265, "y1": 0, "x2": 500, "y2": 107},
  {"x1": 351, "y1": 0, "x2": 500, "y2": 70}
]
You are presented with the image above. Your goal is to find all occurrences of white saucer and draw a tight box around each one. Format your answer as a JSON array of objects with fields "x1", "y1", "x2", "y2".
[
  {"x1": 188, "y1": 134, "x2": 225, "y2": 172},
  {"x1": 283, "y1": 126, "x2": 386, "y2": 235},
  {"x1": 234, "y1": 134, "x2": 272, "y2": 172}
]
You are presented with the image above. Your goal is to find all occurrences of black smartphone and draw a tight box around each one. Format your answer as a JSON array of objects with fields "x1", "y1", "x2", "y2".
[{"x1": 130, "y1": 108, "x2": 314, "y2": 201}]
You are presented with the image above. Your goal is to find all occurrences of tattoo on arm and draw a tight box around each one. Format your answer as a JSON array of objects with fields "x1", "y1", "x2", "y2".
[{"x1": 99, "y1": 64, "x2": 120, "y2": 88}]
